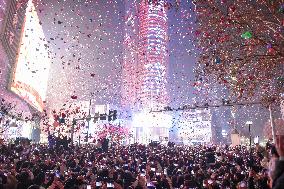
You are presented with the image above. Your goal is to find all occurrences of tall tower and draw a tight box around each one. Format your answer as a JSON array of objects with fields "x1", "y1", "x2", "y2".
[
  {"x1": 137, "y1": 0, "x2": 169, "y2": 110},
  {"x1": 123, "y1": 0, "x2": 169, "y2": 112},
  {"x1": 123, "y1": 0, "x2": 171, "y2": 143}
]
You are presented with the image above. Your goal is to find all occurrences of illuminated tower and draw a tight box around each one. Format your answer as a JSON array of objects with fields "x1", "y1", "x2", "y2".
[
  {"x1": 123, "y1": 0, "x2": 170, "y2": 143},
  {"x1": 137, "y1": 0, "x2": 169, "y2": 110},
  {"x1": 123, "y1": 0, "x2": 169, "y2": 112}
]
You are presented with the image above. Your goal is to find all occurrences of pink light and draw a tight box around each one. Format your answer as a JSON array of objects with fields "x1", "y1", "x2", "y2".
[{"x1": 122, "y1": 0, "x2": 169, "y2": 110}]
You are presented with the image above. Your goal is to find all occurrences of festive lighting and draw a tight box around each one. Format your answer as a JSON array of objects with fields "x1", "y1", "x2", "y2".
[
  {"x1": 137, "y1": 0, "x2": 169, "y2": 110},
  {"x1": 132, "y1": 111, "x2": 172, "y2": 143},
  {"x1": 122, "y1": 0, "x2": 169, "y2": 111}
]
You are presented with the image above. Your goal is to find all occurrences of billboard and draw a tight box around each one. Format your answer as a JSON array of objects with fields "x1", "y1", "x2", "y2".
[{"x1": 10, "y1": 0, "x2": 51, "y2": 112}]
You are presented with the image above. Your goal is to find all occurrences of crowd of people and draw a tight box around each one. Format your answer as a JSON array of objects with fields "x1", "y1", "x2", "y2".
[{"x1": 0, "y1": 136, "x2": 284, "y2": 189}]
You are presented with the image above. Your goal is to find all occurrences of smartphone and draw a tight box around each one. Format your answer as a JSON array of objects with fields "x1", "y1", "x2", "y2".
[
  {"x1": 141, "y1": 173, "x2": 145, "y2": 177},
  {"x1": 164, "y1": 169, "x2": 167, "y2": 175},
  {"x1": 107, "y1": 183, "x2": 114, "y2": 188},
  {"x1": 151, "y1": 168, "x2": 155, "y2": 171},
  {"x1": 96, "y1": 182, "x2": 102, "y2": 187},
  {"x1": 147, "y1": 182, "x2": 154, "y2": 187},
  {"x1": 55, "y1": 172, "x2": 60, "y2": 178},
  {"x1": 87, "y1": 185, "x2": 91, "y2": 189}
]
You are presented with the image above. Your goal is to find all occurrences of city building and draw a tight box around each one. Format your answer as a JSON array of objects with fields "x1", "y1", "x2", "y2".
[
  {"x1": 123, "y1": 0, "x2": 169, "y2": 111},
  {"x1": 0, "y1": 0, "x2": 32, "y2": 140},
  {"x1": 123, "y1": 0, "x2": 171, "y2": 144},
  {"x1": 0, "y1": 0, "x2": 50, "y2": 141},
  {"x1": 176, "y1": 109, "x2": 212, "y2": 145},
  {"x1": 136, "y1": 0, "x2": 169, "y2": 110}
]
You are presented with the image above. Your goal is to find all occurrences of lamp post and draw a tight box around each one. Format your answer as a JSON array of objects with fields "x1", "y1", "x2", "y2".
[
  {"x1": 269, "y1": 105, "x2": 276, "y2": 142},
  {"x1": 246, "y1": 121, "x2": 253, "y2": 166},
  {"x1": 231, "y1": 106, "x2": 240, "y2": 146},
  {"x1": 85, "y1": 99, "x2": 92, "y2": 143}
]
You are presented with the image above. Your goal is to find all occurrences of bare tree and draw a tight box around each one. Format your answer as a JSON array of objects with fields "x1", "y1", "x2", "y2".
[{"x1": 194, "y1": 0, "x2": 284, "y2": 104}]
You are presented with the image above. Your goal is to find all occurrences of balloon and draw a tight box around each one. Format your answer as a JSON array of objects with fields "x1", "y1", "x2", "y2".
[{"x1": 241, "y1": 31, "x2": 252, "y2": 39}]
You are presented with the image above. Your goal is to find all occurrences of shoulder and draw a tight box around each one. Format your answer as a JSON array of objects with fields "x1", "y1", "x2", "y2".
[
  {"x1": 273, "y1": 173, "x2": 284, "y2": 189},
  {"x1": 273, "y1": 163, "x2": 284, "y2": 189},
  {"x1": 274, "y1": 160, "x2": 284, "y2": 176}
]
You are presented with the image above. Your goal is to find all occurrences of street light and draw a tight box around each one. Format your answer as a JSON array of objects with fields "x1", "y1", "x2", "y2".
[
  {"x1": 246, "y1": 121, "x2": 253, "y2": 167},
  {"x1": 85, "y1": 99, "x2": 92, "y2": 143}
]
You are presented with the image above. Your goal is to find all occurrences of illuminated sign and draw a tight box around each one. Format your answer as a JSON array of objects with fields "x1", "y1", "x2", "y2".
[{"x1": 10, "y1": 0, "x2": 51, "y2": 112}]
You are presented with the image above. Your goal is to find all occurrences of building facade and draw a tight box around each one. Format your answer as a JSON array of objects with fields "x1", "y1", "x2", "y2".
[
  {"x1": 123, "y1": 0, "x2": 169, "y2": 111},
  {"x1": 176, "y1": 109, "x2": 212, "y2": 144},
  {"x1": 122, "y1": 0, "x2": 170, "y2": 144},
  {"x1": 136, "y1": 0, "x2": 169, "y2": 110},
  {"x1": 0, "y1": 0, "x2": 33, "y2": 140}
]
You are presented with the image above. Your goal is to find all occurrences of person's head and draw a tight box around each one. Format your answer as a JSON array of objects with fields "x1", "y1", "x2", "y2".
[
  {"x1": 33, "y1": 171, "x2": 45, "y2": 186},
  {"x1": 16, "y1": 171, "x2": 29, "y2": 183},
  {"x1": 0, "y1": 173, "x2": 7, "y2": 185},
  {"x1": 271, "y1": 145, "x2": 279, "y2": 158},
  {"x1": 237, "y1": 181, "x2": 247, "y2": 189}
]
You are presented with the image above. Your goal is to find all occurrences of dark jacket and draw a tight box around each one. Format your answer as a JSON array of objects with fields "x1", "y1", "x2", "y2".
[{"x1": 272, "y1": 160, "x2": 284, "y2": 189}]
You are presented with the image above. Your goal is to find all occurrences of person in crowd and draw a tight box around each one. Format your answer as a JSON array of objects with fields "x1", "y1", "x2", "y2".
[
  {"x1": 271, "y1": 135, "x2": 284, "y2": 189},
  {"x1": 47, "y1": 133, "x2": 55, "y2": 149},
  {"x1": 0, "y1": 138, "x2": 282, "y2": 189},
  {"x1": 101, "y1": 138, "x2": 109, "y2": 153}
]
